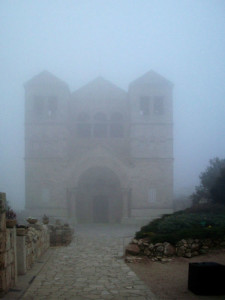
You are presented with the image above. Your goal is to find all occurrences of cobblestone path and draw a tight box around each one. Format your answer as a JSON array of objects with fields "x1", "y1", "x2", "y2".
[{"x1": 22, "y1": 224, "x2": 156, "y2": 300}]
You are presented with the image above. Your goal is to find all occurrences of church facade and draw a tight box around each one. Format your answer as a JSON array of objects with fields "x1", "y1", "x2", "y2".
[{"x1": 24, "y1": 70, "x2": 174, "y2": 224}]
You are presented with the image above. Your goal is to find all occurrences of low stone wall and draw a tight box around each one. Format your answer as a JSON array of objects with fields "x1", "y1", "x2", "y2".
[
  {"x1": 49, "y1": 224, "x2": 74, "y2": 246},
  {"x1": 126, "y1": 237, "x2": 225, "y2": 261},
  {"x1": 17, "y1": 224, "x2": 50, "y2": 274},
  {"x1": 0, "y1": 193, "x2": 17, "y2": 296},
  {"x1": 26, "y1": 224, "x2": 49, "y2": 270},
  {"x1": 0, "y1": 191, "x2": 72, "y2": 295},
  {"x1": 0, "y1": 228, "x2": 17, "y2": 295},
  {"x1": 0, "y1": 192, "x2": 50, "y2": 297}
]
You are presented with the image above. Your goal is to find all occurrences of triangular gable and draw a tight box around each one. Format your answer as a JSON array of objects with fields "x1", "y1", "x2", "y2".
[
  {"x1": 130, "y1": 70, "x2": 173, "y2": 87},
  {"x1": 24, "y1": 70, "x2": 69, "y2": 89},
  {"x1": 72, "y1": 76, "x2": 126, "y2": 96}
]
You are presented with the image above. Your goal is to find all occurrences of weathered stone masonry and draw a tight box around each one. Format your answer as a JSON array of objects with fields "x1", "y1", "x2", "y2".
[
  {"x1": 0, "y1": 193, "x2": 17, "y2": 295},
  {"x1": 0, "y1": 193, "x2": 50, "y2": 295},
  {"x1": 24, "y1": 70, "x2": 174, "y2": 224}
]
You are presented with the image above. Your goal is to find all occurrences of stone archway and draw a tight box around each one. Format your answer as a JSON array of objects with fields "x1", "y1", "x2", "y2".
[{"x1": 76, "y1": 167, "x2": 122, "y2": 223}]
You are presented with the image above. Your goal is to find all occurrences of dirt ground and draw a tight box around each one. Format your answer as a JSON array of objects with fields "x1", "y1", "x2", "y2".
[{"x1": 128, "y1": 249, "x2": 225, "y2": 300}]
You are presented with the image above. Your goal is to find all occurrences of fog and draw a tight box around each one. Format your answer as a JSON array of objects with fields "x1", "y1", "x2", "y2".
[{"x1": 0, "y1": 0, "x2": 225, "y2": 210}]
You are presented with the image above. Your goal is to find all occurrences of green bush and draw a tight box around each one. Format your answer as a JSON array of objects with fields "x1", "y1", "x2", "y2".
[{"x1": 135, "y1": 204, "x2": 225, "y2": 244}]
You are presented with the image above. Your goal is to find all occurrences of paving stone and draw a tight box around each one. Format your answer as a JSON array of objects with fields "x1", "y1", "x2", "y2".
[{"x1": 19, "y1": 224, "x2": 156, "y2": 299}]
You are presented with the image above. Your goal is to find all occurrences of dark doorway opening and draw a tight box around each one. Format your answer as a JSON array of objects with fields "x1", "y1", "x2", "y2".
[
  {"x1": 76, "y1": 166, "x2": 122, "y2": 223},
  {"x1": 93, "y1": 195, "x2": 109, "y2": 223}
]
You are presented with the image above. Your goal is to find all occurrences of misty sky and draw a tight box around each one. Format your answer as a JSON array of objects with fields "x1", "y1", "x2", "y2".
[{"x1": 0, "y1": 0, "x2": 225, "y2": 209}]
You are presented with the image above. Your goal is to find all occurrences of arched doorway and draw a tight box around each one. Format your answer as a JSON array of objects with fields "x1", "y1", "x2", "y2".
[{"x1": 76, "y1": 167, "x2": 122, "y2": 223}]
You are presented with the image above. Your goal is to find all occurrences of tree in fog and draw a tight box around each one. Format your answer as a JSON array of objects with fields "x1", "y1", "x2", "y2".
[
  {"x1": 192, "y1": 158, "x2": 225, "y2": 205},
  {"x1": 211, "y1": 167, "x2": 225, "y2": 205}
]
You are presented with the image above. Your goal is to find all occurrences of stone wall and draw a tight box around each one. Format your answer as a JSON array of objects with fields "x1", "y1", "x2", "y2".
[
  {"x1": 0, "y1": 193, "x2": 17, "y2": 295},
  {"x1": 0, "y1": 192, "x2": 50, "y2": 296},
  {"x1": 126, "y1": 237, "x2": 225, "y2": 262},
  {"x1": 26, "y1": 225, "x2": 49, "y2": 270},
  {"x1": 16, "y1": 224, "x2": 50, "y2": 274},
  {"x1": 49, "y1": 223, "x2": 73, "y2": 246}
]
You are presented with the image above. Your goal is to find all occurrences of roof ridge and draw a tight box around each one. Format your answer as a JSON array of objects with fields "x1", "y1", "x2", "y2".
[
  {"x1": 24, "y1": 70, "x2": 69, "y2": 88},
  {"x1": 129, "y1": 70, "x2": 173, "y2": 86}
]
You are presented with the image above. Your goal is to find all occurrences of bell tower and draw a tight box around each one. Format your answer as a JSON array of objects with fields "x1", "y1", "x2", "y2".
[
  {"x1": 24, "y1": 71, "x2": 70, "y2": 215},
  {"x1": 128, "y1": 71, "x2": 174, "y2": 219}
]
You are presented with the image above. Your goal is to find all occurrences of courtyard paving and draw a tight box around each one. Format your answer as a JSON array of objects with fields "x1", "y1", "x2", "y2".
[{"x1": 7, "y1": 224, "x2": 157, "y2": 300}]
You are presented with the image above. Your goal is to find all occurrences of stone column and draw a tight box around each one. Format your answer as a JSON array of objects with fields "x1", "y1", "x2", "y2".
[
  {"x1": 12, "y1": 227, "x2": 17, "y2": 285},
  {"x1": 16, "y1": 236, "x2": 26, "y2": 275}
]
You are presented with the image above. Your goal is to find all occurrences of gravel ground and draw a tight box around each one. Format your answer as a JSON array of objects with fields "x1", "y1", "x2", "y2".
[{"x1": 128, "y1": 249, "x2": 225, "y2": 300}]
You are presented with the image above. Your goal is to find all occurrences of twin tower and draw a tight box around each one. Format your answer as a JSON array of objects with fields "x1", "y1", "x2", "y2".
[{"x1": 24, "y1": 70, "x2": 173, "y2": 224}]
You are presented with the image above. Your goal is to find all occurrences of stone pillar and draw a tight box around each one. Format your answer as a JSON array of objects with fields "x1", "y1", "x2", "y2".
[
  {"x1": 16, "y1": 236, "x2": 26, "y2": 275},
  {"x1": 0, "y1": 192, "x2": 6, "y2": 231},
  {"x1": 12, "y1": 227, "x2": 17, "y2": 285}
]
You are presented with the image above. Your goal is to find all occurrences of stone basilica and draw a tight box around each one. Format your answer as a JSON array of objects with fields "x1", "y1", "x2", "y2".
[{"x1": 24, "y1": 70, "x2": 174, "y2": 224}]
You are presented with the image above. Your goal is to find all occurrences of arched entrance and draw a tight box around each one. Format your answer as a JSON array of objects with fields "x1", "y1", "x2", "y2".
[{"x1": 76, "y1": 167, "x2": 122, "y2": 223}]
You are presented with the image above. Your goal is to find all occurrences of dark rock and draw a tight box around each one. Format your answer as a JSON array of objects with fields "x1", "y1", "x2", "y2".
[
  {"x1": 177, "y1": 246, "x2": 186, "y2": 257},
  {"x1": 125, "y1": 244, "x2": 140, "y2": 256},
  {"x1": 137, "y1": 239, "x2": 143, "y2": 246},
  {"x1": 143, "y1": 248, "x2": 150, "y2": 256},
  {"x1": 164, "y1": 243, "x2": 175, "y2": 256},
  {"x1": 155, "y1": 245, "x2": 164, "y2": 253},
  {"x1": 132, "y1": 239, "x2": 138, "y2": 244},
  {"x1": 184, "y1": 252, "x2": 192, "y2": 258},
  {"x1": 148, "y1": 243, "x2": 154, "y2": 250},
  {"x1": 191, "y1": 243, "x2": 199, "y2": 250}
]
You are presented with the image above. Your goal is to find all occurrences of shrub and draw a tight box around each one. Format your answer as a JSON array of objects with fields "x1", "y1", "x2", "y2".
[
  {"x1": 135, "y1": 204, "x2": 225, "y2": 244},
  {"x1": 191, "y1": 157, "x2": 225, "y2": 205}
]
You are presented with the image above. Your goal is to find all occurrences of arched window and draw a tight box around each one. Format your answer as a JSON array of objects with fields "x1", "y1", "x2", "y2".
[
  {"x1": 77, "y1": 113, "x2": 91, "y2": 138},
  {"x1": 93, "y1": 112, "x2": 107, "y2": 138},
  {"x1": 110, "y1": 112, "x2": 124, "y2": 137},
  {"x1": 47, "y1": 95, "x2": 58, "y2": 118}
]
